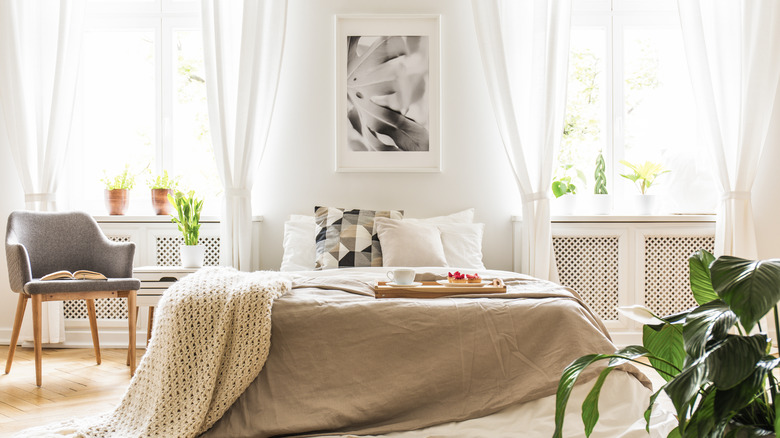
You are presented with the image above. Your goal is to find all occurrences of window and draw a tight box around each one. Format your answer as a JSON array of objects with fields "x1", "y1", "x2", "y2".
[
  {"x1": 557, "y1": 0, "x2": 717, "y2": 214},
  {"x1": 65, "y1": 0, "x2": 221, "y2": 215}
]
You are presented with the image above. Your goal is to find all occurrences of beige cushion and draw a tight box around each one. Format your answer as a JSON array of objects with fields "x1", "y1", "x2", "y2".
[
  {"x1": 437, "y1": 223, "x2": 486, "y2": 269},
  {"x1": 374, "y1": 217, "x2": 447, "y2": 267}
]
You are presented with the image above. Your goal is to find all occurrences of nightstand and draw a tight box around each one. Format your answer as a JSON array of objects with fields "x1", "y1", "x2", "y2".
[{"x1": 133, "y1": 266, "x2": 199, "y2": 343}]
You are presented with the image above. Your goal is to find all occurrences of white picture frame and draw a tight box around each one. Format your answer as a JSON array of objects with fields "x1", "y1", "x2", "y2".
[{"x1": 335, "y1": 15, "x2": 441, "y2": 172}]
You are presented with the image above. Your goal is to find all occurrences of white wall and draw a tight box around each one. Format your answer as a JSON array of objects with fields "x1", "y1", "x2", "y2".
[
  {"x1": 752, "y1": 82, "x2": 780, "y2": 259},
  {"x1": 1, "y1": 0, "x2": 779, "y2": 340},
  {"x1": 0, "y1": 129, "x2": 25, "y2": 340},
  {"x1": 252, "y1": 0, "x2": 520, "y2": 271}
]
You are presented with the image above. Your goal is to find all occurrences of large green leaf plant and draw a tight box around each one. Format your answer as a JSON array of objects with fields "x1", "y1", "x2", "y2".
[{"x1": 554, "y1": 250, "x2": 780, "y2": 437}]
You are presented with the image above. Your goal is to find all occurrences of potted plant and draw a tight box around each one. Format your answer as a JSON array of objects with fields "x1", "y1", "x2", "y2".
[
  {"x1": 619, "y1": 160, "x2": 670, "y2": 215},
  {"x1": 101, "y1": 165, "x2": 136, "y2": 215},
  {"x1": 168, "y1": 190, "x2": 205, "y2": 268},
  {"x1": 554, "y1": 249, "x2": 780, "y2": 437},
  {"x1": 552, "y1": 164, "x2": 584, "y2": 215},
  {"x1": 591, "y1": 151, "x2": 611, "y2": 215},
  {"x1": 147, "y1": 170, "x2": 179, "y2": 216}
]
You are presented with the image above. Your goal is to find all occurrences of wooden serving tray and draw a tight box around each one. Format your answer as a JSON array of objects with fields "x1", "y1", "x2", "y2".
[{"x1": 374, "y1": 280, "x2": 506, "y2": 299}]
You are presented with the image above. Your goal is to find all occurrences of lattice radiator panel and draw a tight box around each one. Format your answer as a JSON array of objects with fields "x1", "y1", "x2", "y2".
[
  {"x1": 156, "y1": 236, "x2": 220, "y2": 267},
  {"x1": 644, "y1": 235, "x2": 715, "y2": 317},
  {"x1": 64, "y1": 234, "x2": 220, "y2": 320},
  {"x1": 553, "y1": 236, "x2": 620, "y2": 321}
]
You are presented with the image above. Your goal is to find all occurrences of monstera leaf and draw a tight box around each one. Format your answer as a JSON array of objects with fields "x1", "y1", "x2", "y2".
[
  {"x1": 347, "y1": 36, "x2": 429, "y2": 152},
  {"x1": 710, "y1": 256, "x2": 780, "y2": 332}
]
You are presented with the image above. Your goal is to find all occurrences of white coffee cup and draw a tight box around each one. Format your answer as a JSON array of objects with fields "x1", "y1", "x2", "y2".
[{"x1": 387, "y1": 268, "x2": 416, "y2": 285}]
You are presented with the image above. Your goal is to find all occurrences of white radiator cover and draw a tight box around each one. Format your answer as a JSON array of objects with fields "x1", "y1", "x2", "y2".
[
  {"x1": 643, "y1": 235, "x2": 715, "y2": 318},
  {"x1": 516, "y1": 216, "x2": 717, "y2": 345},
  {"x1": 63, "y1": 233, "x2": 222, "y2": 320},
  {"x1": 553, "y1": 236, "x2": 621, "y2": 321}
]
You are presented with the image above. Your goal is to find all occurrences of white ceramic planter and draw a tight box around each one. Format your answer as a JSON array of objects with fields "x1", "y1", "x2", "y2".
[
  {"x1": 181, "y1": 244, "x2": 205, "y2": 268},
  {"x1": 632, "y1": 194, "x2": 658, "y2": 215},
  {"x1": 553, "y1": 194, "x2": 579, "y2": 216},
  {"x1": 590, "y1": 194, "x2": 612, "y2": 215}
]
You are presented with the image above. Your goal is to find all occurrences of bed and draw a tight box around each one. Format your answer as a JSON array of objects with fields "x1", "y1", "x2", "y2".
[
  {"x1": 202, "y1": 266, "x2": 673, "y2": 438},
  {"x1": 199, "y1": 207, "x2": 675, "y2": 437}
]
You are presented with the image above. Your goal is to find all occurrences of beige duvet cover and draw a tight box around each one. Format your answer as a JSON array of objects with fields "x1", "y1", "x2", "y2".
[{"x1": 202, "y1": 268, "x2": 649, "y2": 438}]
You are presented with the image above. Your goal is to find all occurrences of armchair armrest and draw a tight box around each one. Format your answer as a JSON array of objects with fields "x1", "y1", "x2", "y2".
[
  {"x1": 92, "y1": 238, "x2": 137, "y2": 279},
  {"x1": 6, "y1": 242, "x2": 32, "y2": 293}
]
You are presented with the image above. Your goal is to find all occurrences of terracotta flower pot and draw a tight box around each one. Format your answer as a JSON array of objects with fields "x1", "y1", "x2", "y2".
[
  {"x1": 105, "y1": 189, "x2": 130, "y2": 215},
  {"x1": 151, "y1": 188, "x2": 174, "y2": 215}
]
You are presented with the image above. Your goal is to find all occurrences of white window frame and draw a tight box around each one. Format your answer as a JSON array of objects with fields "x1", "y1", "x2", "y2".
[
  {"x1": 66, "y1": 0, "x2": 202, "y2": 214},
  {"x1": 569, "y1": 0, "x2": 698, "y2": 207}
]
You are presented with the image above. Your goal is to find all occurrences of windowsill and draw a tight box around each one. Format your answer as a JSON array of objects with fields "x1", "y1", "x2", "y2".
[
  {"x1": 93, "y1": 215, "x2": 264, "y2": 223},
  {"x1": 511, "y1": 214, "x2": 716, "y2": 223}
]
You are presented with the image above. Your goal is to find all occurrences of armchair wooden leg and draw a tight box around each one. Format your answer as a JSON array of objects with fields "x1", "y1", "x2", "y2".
[
  {"x1": 127, "y1": 291, "x2": 137, "y2": 376},
  {"x1": 32, "y1": 294, "x2": 42, "y2": 387},
  {"x1": 86, "y1": 299, "x2": 101, "y2": 365},
  {"x1": 127, "y1": 306, "x2": 139, "y2": 366},
  {"x1": 5, "y1": 294, "x2": 28, "y2": 374}
]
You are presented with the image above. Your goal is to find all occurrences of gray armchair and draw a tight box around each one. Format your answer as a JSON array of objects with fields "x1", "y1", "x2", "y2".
[{"x1": 5, "y1": 211, "x2": 140, "y2": 386}]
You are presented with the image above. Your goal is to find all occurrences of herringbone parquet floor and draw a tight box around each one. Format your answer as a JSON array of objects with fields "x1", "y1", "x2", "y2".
[{"x1": 0, "y1": 346, "x2": 141, "y2": 436}]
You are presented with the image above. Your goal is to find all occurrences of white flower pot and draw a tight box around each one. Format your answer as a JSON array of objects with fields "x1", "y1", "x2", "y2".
[
  {"x1": 632, "y1": 194, "x2": 658, "y2": 215},
  {"x1": 553, "y1": 194, "x2": 579, "y2": 216},
  {"x1": 181, "y1": 244, "x2": 205, "y2": 268},
  {"x1": 590, "y1": 194, "x2": 612, "y2": 215}
]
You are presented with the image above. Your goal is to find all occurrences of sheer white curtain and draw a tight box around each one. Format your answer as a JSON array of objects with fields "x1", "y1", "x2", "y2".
[
  {"x1": 201, "y1": 0, "x2": 288, "y2": 270},
  {"x1": 472, "y1": 0, "x2": 571, "y2": 281},
  {"x1": 678, "y1": 0, "x2": 780, "y2": 258},
  {"x1": 0, "y1": 0, "x2": 85, "y2": 343}
]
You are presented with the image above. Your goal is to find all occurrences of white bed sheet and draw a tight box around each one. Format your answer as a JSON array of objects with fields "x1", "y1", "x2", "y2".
[
  {"x1": 300, "y1": 267, "x2": 678, "y2": 438},
  {"x1": 324, "y1": 371, "x2": 677, "y2": 438}
]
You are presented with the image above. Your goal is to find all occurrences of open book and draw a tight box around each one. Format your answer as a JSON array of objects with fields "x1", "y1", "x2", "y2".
[{"x1": 40, "y1": 270, "x2": 108, "y2": 281}]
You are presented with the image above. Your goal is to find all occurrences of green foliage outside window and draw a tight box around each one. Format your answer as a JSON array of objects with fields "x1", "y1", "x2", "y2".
[{"x1": 560, "y1": 38, "x2": 661, "y2": 192}]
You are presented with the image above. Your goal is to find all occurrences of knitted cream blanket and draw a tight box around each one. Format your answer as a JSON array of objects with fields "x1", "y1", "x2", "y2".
[{"x1": 14, "y1": 267, "x2": 290, "y2": 438}]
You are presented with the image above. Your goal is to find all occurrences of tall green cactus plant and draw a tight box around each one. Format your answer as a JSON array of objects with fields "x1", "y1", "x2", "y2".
[{"x1": 594, "y1": 151, "x2": 607, "y2": 194}]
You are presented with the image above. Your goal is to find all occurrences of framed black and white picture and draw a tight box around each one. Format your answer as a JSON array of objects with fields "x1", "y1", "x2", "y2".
[{"x1": 335, "y1": 15, "x2": 441, "y2": 172}]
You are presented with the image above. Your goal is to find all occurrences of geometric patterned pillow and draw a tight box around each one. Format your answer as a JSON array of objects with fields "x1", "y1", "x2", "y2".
[{"x1": 314, "y1": 206, "x2": 403, "y2": 269}]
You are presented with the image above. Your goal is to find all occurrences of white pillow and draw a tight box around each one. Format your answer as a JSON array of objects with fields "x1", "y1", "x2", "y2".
[
  {"x1": 280, "y1": 209, "x2": 476, "y2": 270},
  {"x1": 437, "y1": 223, "x2": 486, "y2": 270},
  {"x1": 405, "y1": 208, "x2": 474, "y2": 224},
  {"x1": 374, "y1": 217, "x2": 448, "y2": 267},
  {"x1": 280, "y1": 215, "x2": 316, "y2": 271}
]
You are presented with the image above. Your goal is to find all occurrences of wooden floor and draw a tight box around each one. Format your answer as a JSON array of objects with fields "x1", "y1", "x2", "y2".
[{"x1": 0, "y1": 346, "x2": 142, "y2": 436}]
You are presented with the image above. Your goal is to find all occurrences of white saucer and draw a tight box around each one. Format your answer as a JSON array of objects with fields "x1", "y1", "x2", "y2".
[
  {"x1": 436, "y1": 280, "x2": 489, "y2": 287},
  {"x1": 385, "y1": 282, "x2": 423, "y2": 287}
]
